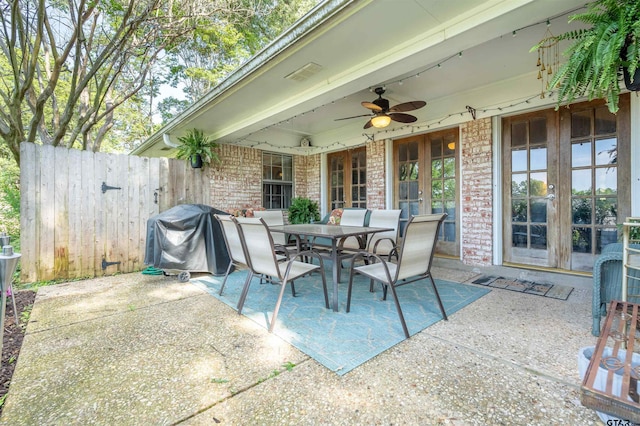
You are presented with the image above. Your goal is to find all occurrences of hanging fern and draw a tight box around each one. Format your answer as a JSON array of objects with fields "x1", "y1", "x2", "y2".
[{"x1": 540, "y1": 0, "x2": 640, "y2": 113}]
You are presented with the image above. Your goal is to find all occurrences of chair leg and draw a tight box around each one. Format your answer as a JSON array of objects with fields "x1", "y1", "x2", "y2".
[
  {"x1": 592, "y1": 317, "x2": 601, "y2": 337},
  {"x1": 268, "y1": 279, "x2": 291, "y2": 333},
  {"x1": 219, "y1": 261, "x2": 234, "y2": 296},
  {"x1": 290, "y1": 280, "x2": 296, "y2": 297},
  {"x1": 386, "y1": 283, "x2": 410, "y2": 339},
  {"x1": 237, "y1": 271, "x2": 254, "y2": 314},
  {"x1": 346, "y1": 267, "x2": 362, "y2": 312},
  {"x1": 428, "y1": 275, "x2": 448, "y2": 321},
  {"x1": 319, "y1": 270, "x2": 329, "y2": 309}
]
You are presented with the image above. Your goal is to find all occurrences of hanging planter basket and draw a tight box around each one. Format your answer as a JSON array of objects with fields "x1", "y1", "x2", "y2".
[
  {"x1": 190, "y1": 154, "x2": 203, "y2": 169},
  {"x1": 624, "y1": 66, "x2": 640, "y2": 91},
  {"x1": 175, "y1": 129, "x2": 220, "y2": 169}
]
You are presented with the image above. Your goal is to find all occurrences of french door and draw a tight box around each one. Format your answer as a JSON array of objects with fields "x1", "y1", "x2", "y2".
[
  {"x1": 327, "y1": 148, "x2": 366, "y2": 210},
  {"x1": 502, "y1": 95, "x2": 630, "y2": 272},
  {"x1": 394, "y1": 128, "x2": 459, "y2": 256}
]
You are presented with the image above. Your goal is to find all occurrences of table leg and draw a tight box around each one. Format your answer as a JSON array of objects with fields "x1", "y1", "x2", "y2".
[{"x1": 331, "y1": 240, "x2": 339, "y2": 312}]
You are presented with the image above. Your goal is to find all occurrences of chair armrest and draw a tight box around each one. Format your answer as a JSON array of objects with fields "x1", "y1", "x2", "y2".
[
  {"x1": 273, "y1": 244, "x2": 291, "y2": 260},
  {"x1": 337, "y1": 235, "x2": 366, "y2": 250},
  {"x1": 592, "y1": 251, "x2": 624, "y2": 335}
]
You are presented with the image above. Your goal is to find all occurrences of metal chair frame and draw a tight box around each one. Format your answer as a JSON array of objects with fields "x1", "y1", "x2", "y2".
[{"x1": 346, "y1": 213, "x2": 448, "y2": 338}]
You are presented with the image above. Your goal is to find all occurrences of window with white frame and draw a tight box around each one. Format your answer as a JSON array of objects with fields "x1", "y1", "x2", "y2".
[{"x1": 262, "y1": 152, "x2": 293, "y2": 209}]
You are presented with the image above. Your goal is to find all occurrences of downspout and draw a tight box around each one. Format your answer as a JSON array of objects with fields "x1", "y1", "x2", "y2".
[{"x1": 163, "y1": 134, "x2": 179, "y2": 148}]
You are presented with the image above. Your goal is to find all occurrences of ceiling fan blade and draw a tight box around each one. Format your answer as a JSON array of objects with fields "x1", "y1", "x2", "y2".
[
  {"x1": 361, "y1": 101, "x2": 383, "y2": 112},
  {"x1": 389, "y1": 112, "x2": 418, "y2": 123},
  {"x1": 363, "y1": 119, "x2": 374, "y2": 129},
  {"x1": 389, "y1": 100, "x2": 426, "y2": 113},
  {"x1": 334, "y1": 114, "x2": 372, "y2": 121}
]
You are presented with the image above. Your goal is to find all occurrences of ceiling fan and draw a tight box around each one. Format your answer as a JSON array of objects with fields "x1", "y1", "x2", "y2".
[{"x1": 335, "y1": 87, "x2": 426, "y2": 129}]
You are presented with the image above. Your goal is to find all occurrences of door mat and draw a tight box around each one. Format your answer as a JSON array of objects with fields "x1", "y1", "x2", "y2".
[{"x1": 468, "y1": 275, "x2": 573, "y2": 300}]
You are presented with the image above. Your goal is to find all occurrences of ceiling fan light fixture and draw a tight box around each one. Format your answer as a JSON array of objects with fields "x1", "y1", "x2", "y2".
[{"x1": 371, "y1": 114, "x2": 392, "y2": 128}]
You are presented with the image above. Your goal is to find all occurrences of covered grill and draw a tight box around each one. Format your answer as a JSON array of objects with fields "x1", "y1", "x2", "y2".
[{"x1": 144, "y1": 204, "x2": 231, "y2": 280}]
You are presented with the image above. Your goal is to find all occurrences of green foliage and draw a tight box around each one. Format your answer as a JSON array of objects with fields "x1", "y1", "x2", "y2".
[
  {"x1": 282, "y1": 361, "x2": 295, "y2": 371},
  {"x1": 619, "y1": 218, "x2": 640, "y2": 242},
  {"x1": 175, "y1": 129, "x2": 220, "y2": 166},
  {"x1": 540, "y1": 0, "x2": 640, "y2": 113},
  {"x1": 0, "y1": 156, "x2": 20, "y2": 239},
  {"x1": 20, "y1": 304, "x2": 32, "y2": 332},
  {"x1": 288, "y1": 197, "x2": 320, "y2": 224},
  {"x1": 159, "y1": 0, "x2": 320, "y2": 121}
]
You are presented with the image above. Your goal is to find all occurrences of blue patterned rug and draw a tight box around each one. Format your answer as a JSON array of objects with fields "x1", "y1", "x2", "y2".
[{"x1": 192, "y1": 267, "x2": 489, "y2": 375}]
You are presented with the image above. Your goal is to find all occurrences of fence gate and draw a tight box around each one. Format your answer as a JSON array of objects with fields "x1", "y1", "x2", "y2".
[{"x1": 19, "y1": 143, "x2": 211, "y2": 282}]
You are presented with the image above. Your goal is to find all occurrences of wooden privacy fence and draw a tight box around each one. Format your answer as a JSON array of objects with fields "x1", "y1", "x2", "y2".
[{"x1": 19, "y1": 143, "x2": 212, "y2": 283}]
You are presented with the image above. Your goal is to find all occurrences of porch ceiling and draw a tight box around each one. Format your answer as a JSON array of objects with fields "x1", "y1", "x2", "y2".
[{"x1": 133, "y1": 0, "x2": 588, "y2": 158}]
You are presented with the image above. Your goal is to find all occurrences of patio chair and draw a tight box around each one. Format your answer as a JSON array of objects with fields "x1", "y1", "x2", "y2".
[
  {"x1": 234, "y1": 217, "x2": 329, "y2": 332},
  {"x1": 253, "y1": 210, "x2": 293, "y2": 248},
  {"x1": 338, "y1": 209, "x2": 402, "y2": 286},
  {"x1": 592, "y1": 242, "x2": 640, "y2": 336},
  {"x1": 214, "y1": 214, "x2": 252, "y2": 297},
  {"x1": 341, "y1": 208, "x2": 368, "y2": 226},
  {"x1": 340, "y1": 209, "x2": 401, "y2": 257},
  {"x1": 312, "y1": 208, "x2": 370, "y2": 267},
  {"x1": 346, "y1": 213, "x2": 448, "y2": 338}
]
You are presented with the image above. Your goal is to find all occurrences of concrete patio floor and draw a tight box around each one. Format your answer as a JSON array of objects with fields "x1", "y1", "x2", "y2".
[{"x1": 0, "y1": 258, "x2": 606, "y2": 425}]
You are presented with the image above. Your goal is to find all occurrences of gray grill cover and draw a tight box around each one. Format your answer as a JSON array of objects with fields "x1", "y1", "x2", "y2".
[{"x1": 144, "y1": 204, "x2": 230, "y2": 275}]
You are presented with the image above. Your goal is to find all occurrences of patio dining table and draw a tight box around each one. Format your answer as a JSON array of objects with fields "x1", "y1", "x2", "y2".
[{"x1": 269, "y1": 224, "x2": 393, "y2": 312}]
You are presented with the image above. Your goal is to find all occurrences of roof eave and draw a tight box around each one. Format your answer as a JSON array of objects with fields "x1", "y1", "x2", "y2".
[{"x1": 130, "y1": 0, "x2": 362, "y2": 156}]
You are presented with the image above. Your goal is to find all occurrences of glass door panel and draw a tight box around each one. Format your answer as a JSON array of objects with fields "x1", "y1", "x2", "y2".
[
  {"x1": 328, "y1": 153, "x2": 345, "y2": 210},
  {"x1": 328, "y1": 148, "x2": 366, "y2": 211},
  {"x1": 503, "y1": 95, "x2": 630, "y2": 273},
  {"x1": 394, "y1": 128, "x2": 459, "y2": 257},
  {"x1": 396, "y1": 139, "x2": 421, "y2": 235},
  {"x1": 351, "y1": 150, "x2": 367, "y2": 209},
  {"x1": 503, "y1": 110, "x2": 558, "y2": 267},
  {"x1": 569, "y1": 106, "x2": 618, "y2": 271}
]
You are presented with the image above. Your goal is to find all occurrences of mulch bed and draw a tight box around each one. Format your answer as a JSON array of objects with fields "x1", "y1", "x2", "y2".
[{"x1": 0, "y1": 290, "x2": 36, "y2": 416}]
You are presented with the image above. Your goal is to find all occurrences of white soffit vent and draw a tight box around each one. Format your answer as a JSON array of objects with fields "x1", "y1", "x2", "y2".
[{"x1": 284, "y1": 62, "x2": 323, "y2": 82}]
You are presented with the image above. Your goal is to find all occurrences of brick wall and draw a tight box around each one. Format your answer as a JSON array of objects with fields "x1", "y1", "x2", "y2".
[
  {"x1": 460, "y1": 118, "x2": 493, "y2": 265},
  {"x1": 366, "y1": 140, "x2": 386, "y2": 209},
  {"x1": 294, "y1": 153, "x2": 321, "y2": 203},
  {"x1": 209, "y1": 145, "x2": 262, "y2": 212},
  {"x1": 209, "y1": 146, "x2": 321, "y2": 214}
]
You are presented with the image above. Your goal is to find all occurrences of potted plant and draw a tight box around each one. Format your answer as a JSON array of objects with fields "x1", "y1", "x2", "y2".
[
  {"x1": 288, "y1": 197, "x2": 320, "y2": 224},
  {"x1": 542, "y1": 0, "x2": 640, "y2": 113},
  {"x1": 175, "y1": 129, "x2": 220, "y2": 168}
]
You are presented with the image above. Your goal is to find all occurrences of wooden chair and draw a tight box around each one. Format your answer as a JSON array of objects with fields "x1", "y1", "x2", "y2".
[
  {"x1": 234, "y1": 217, "x2": 329, "y2": 332},
  {"x1": 346, "y1": 213, "x2": 448, "y2": 338}
]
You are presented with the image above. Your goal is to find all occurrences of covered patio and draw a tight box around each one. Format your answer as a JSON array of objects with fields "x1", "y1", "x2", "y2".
[
  {"x1": 0, "y1": 259, "x2": 601, "y2": 424},
  {"x1": 131, "y1": 0, "x2": 640, "y2": 279}
]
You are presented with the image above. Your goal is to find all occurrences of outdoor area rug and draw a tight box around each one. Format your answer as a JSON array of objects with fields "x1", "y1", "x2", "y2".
[
  {"x1": 192, "y1": 268, "x2": 489, "y2": 375},
  {"x1": 468, "y1": 275, "x2": 573, "y2": 300}
]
